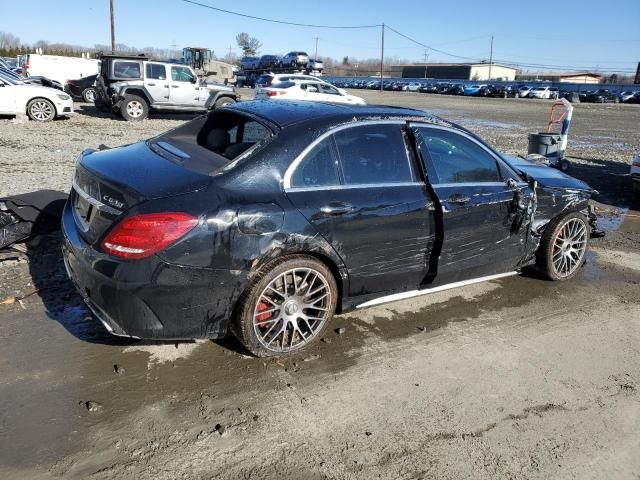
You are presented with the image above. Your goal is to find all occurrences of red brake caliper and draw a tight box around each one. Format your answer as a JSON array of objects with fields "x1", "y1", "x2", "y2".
[{"x1": 256, "y1": 299, "x2": 273, "y2": 326}]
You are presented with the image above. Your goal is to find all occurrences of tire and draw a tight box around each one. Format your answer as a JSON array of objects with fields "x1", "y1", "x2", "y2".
[
  {"x1": 82, "y1": 87, "x2": 97, "y2": 103},
  {"x1": 214, "y1": 96, "x2": 235, "y2": 109},
  {"x1": 558, "y1": 159, "x2": 570, "y2": 172},
  {"x1": 536, "y1": 212, "x2": 590, "y2": 281},
  {"x1": 232, "y1": 255, "x2": 338, "y2": 357},
  {"x1": 26, "y1": 98, "x2": 56, "y2": 121},
  {"x1": 120, "y1": 94, "x2": 148, "y2": 121}
]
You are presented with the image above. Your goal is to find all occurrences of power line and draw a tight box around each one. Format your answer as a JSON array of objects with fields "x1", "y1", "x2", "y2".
[
  {"x1": 181, "y1": 0, "x2": 380, "y2": 29},
  {"x1": 384, "y1": 24, "x2": 635, "y2": 72},
  {"x1": 384, "y1": 24, "x2": 481, "y2": 61}
]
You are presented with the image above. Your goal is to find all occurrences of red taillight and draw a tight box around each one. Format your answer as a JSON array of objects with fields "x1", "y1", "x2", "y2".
[
  {"x1": 265, "y1": 91, "x2": 285, "y2": 97},
  {"x1": 101, "y1": 212, "x2": 198, "y2": 260}
]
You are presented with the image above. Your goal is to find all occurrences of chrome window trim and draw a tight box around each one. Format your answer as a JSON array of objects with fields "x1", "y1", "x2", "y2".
[
  {"x1": 431, "y1": 181, "x2": 528, "y2": 188},
  {"x1": 283, "y1": 120, "x2": 410, "y2": 190},
  {"x1": 286, "y1": 182, "x2": 424, "y2": 193},
  {"x1": 72, "y1": 179, "x2": 122, "y2": 215},
  {"x1": 409, "y1": 122, "x2": 521, "y2": 182}
]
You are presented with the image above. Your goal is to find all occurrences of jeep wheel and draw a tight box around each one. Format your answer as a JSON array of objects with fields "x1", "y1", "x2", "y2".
[
  {"x1": 82, "y1": 87, "x2": 97, "y2": 103},
  {"x1": 120, "y1": 95, "x2": 148, "y2": 121},
  {"x1": 214, "y1": 97, "x2": 235, "y2": 109}
]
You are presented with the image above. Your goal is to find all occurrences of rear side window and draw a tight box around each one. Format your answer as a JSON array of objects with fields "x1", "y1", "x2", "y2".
[
  {"x1": 146, "y1": 63, "x2": 166, "y2": 80},
  {"x1": 416, "y1": 128, "x2": 501, "y2": 184},
  {"x1": 113, "y1": 61, "x2": 141, "y2": 79},
  {"x1": 333, "y1": 124, "x2": 414, "y2": 185},
  {"x1": 290, "y1": 139, "x2": 339, "y2": 188}
]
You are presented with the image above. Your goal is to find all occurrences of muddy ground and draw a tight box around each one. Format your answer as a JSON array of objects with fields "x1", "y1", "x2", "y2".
[{"x1": 0, "y1": 93, "x2": 639, "y2": 480}]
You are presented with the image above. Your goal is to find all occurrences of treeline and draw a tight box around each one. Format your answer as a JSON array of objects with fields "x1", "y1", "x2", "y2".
[{"x1": 0, "y1": 31, "x2": 182, "y2": 61}]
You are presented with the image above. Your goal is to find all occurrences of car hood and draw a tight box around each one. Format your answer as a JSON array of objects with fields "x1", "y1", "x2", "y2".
[
  {"x1": 16, "y1": 83, "x2": 64, "y2": 98},
  {"x1": 501, "y1": 154, "x2": 595, "y2": 193}
]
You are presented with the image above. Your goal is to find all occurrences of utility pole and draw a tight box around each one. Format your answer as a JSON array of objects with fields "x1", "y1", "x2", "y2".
[
  {"x1": 380, "y1": 23, "x2": 384, "y2": 92},
  {"x1": 313, "y1": 36, "x2": 319, "y2": 60},
  {"x1": 488, "y1": 35, "x2": 494, "y2": 80},
  {"x1": 110, "y1": 0, "x2": 116, "y2": 54},
  {"x1": 423, "y1": 48, "x2": 429, "y2": 78}
]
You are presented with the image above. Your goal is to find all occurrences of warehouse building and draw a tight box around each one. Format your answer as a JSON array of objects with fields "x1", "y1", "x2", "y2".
[
  {"x1": 391, "y1": 62, "x2": 517, "y2": 81},
  {"x1": 516, "y1": 72, "x2": 603, "y2": 83}
]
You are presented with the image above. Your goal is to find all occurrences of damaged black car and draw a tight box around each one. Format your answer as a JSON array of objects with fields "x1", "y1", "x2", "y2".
[{"x1": 62, "y1": 101, "x2": 600, "y2": 357}]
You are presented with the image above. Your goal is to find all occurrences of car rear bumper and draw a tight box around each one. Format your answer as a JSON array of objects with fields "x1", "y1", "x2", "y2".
[{"x1": 61, "y1": 201, "x2": 246, "y2": 340}]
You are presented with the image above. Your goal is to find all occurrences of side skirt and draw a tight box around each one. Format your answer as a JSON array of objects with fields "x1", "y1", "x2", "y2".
[{"x1": 356, "y1": 271, "x2": 519, "y2": 309}]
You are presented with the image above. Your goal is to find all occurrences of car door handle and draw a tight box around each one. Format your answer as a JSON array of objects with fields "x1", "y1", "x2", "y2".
[
  {"x1": 147, "y1": 82, "x2": 156, "y2": 86},
  {"x1": 172, "y1": 85, "x2": 179, "y2": 88},
  {"x1": 164, "y1": 85, "x2": 170, "y2": 88},
  {"x1": 320, "y1": 202, "x2": 354, "y2": 216},
  {"x1": 447, "y1": 193, "x2": 471, "y2": 205}
]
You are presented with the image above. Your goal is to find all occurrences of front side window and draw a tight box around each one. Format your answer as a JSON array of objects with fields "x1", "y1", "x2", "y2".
[
  {"x1": 113, "y1": 61, "x2": 141, "y2": 79},
  {"x1": 416, "y1": 127, "x2": 501, "y2": 184},
  {"x1": 146, "y1": 63, "x2": 166, "y2": 80},
  {"x1": 290, "y1": 138, "x2": 339, "y2": 188},
  {"x1": 333, "y1": 124, "x2": 414, "y2": 185},
  {"x1": 171, "y1": 66, "x2": 194, "y2": 82}
]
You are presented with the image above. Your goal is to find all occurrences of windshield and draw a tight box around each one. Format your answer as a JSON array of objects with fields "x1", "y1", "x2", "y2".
[{"x1": 0, "y1": 72, "x2": 20, "y2": 85}]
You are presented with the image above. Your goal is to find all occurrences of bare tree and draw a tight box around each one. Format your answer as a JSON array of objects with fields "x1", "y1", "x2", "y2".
[
  {"x1": 0, "y1": 31, "x2": 20, "y2": 49},
  {"x1": 235, "y1": 32, "x2": 262, "y2": 56}
]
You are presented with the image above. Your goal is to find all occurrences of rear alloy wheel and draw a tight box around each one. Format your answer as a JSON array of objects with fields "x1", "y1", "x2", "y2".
[
  {"x1": 233, "y1": 256, "x2": 337, "y2": 357},
  {"x1": 537, "y1": 212, "x2": 589, "y2": 281},
  {"x1": 120, "y1": 94, "x2": 148, "y2": 121},
  {"x1": 27, "y1": 98, "x2": 55, "y2": 121},
  {"x1": 82, "y1": 87, "x2": 97, "y2": 103}
]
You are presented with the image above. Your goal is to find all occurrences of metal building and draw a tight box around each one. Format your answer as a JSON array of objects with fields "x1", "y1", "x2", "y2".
[{"x1": 391, "y1": 63, "x2": 517, "y2": 81}]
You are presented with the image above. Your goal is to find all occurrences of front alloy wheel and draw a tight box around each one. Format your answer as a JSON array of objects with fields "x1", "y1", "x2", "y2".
[
  {"x1": 537, "y1": 212, "x2": 589, "y2": 281},
  {"x1": 27, "y1": 98, "x2": 55, "y2": 121}
]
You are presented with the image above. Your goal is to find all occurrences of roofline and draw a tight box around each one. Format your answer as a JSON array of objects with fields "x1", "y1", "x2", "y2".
[{"x1": 392, "y1": 63, "x2": 517, "y2": 70}]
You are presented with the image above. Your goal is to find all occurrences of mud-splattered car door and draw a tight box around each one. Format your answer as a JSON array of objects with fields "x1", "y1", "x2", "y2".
[
  {"x1": 285, "y1": 122, "x2": 437, "y2": 296},
  {"x1": 411, "y1": 124, "x2": 531, "y2": 284}
]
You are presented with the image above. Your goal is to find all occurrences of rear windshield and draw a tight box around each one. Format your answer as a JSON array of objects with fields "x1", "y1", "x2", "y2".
[{"x1": 148, "y1": 110, "x2": 275, "y2": 175}]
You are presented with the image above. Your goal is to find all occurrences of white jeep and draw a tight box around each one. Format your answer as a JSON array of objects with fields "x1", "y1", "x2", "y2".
[{"x1": 95, "y1": 54, "x2": 237, "y2": 121}]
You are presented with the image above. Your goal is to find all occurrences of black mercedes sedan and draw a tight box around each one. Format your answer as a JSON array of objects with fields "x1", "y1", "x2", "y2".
[{"x1": 62, "y1": 101, "x2": 599, "y2": 357}]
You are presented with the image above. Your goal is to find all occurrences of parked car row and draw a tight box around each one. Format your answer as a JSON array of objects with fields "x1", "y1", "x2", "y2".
[{"x1": 329, "y1": 79, "x2": 640, "y2": 104}]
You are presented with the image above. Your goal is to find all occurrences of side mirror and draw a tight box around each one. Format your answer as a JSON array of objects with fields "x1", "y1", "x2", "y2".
[{"x1": 191, "y1": 76, "x2": 198, "y2": 84}]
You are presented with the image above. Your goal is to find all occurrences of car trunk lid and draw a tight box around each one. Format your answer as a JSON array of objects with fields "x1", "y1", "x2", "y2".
[{"x1": 71, "y1": 142, "x2": 210, "y2": 245}]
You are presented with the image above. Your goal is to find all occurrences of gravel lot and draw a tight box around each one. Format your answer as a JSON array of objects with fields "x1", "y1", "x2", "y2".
[{"x1": 0, "y1": 94, "x2": 639, "y2": 480}]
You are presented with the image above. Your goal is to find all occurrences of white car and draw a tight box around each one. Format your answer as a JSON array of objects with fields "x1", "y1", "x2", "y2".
[
  {"x1": 255, "y1": 73, "x2": 331, "y2": 89},
  {"x1": 255, "y1": 80, "x2": 366, "y2": 105},
  {"x1": 0, "y1": 72, "x2": 73, "y2": 121},
  {"x1": 517, "y1": 85, "x2": 533, "y2": 98},
  {"x1": 308, "y1": 59, "x2": 324, "y2": 72},
  {"x1": 632, "y1": 152, "x2": 640, "y2": 198},
  {"x1": 402, "y1": 82, "x2": 422, "y2": 91},
  {"x1": 529, "y1": 86, "x2": 560, "y2": 99}
]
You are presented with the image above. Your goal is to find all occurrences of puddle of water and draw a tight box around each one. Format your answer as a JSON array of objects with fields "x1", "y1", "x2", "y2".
[
  {"x1": 123, "y1": 340, "x2": 207, "y2": 369},
  {"x1": 596, "y1": 208, "x2": 630, "y2": 231},
  {"x1": 459, "y1": 118, "x2": 523, "y2": 130}
]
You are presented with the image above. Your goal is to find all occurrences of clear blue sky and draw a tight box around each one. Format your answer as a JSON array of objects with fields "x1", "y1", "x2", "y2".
[{"x1": 1, "y1": 0, "x2": 639, "y2": 72}]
